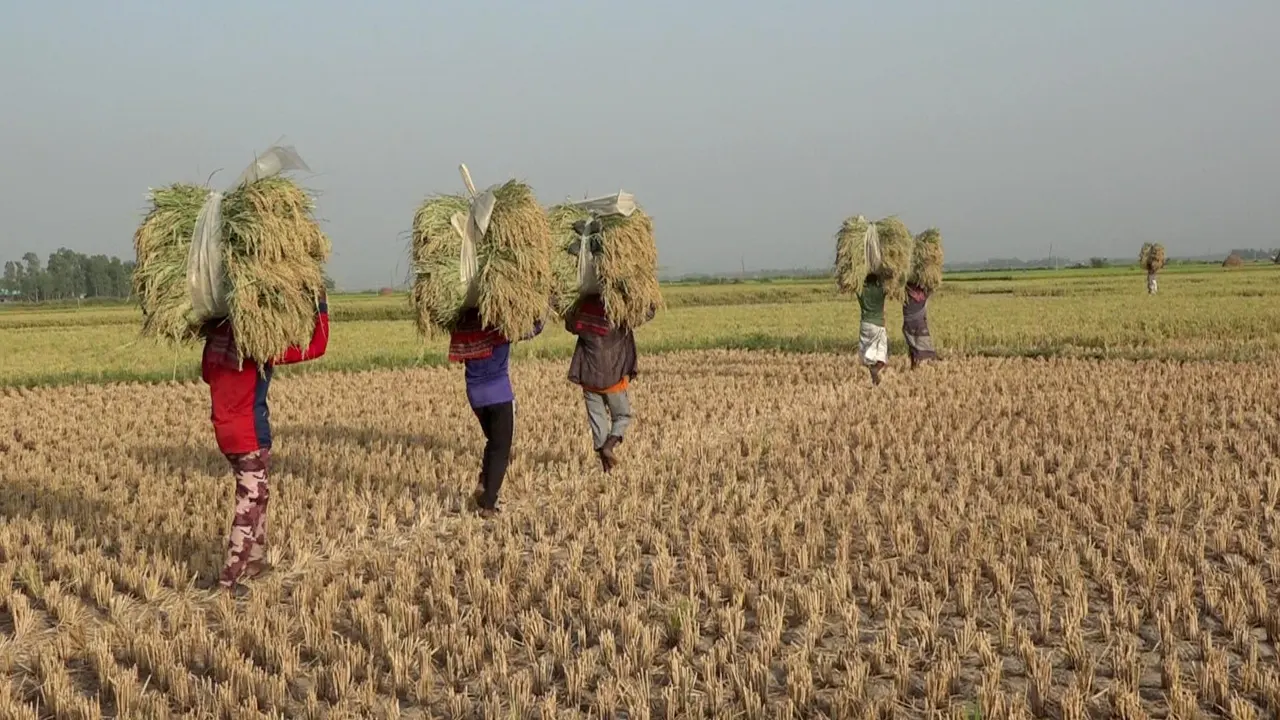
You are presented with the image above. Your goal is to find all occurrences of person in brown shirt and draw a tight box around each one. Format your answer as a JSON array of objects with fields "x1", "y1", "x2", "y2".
[{"x1": 564, "y1": 294, "x2": 647, "y2": 472}]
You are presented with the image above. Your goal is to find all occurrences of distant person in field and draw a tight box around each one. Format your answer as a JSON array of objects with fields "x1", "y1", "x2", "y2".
[
  {"x1": 563, "y1": 294, "x2": 653, "y2": 472},
  {"x1": 201, "y1": 290, "x2": 329, "y2": 594},
  {"x1": 1147, "y1": 270, "x2": 1157, "y2": 295},
  {"x1": 858, "y1": 274, "x2": 889, "y2": 384},
  {"x1": 449, "y1": 308, "x2": 543, "y2": 518},
  {"x1": 902, "y1": 282, "x2": 937, "y2": 368}
]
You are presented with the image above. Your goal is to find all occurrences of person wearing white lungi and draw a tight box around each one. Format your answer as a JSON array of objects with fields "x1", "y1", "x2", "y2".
[
  {"x1": 857, "y1": 274, "x2": 889, "y2": 384},
  {"x1": 1147, "y1": 271, "x2": 1157, "y2": 295}
]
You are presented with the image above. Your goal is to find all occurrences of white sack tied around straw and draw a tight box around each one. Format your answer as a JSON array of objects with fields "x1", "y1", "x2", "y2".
[
  {"x1": 568, "y1": 191, "x2": 637, "y2": 294},
  {"x1": 861, "y1": 216, "x2": 883, "y2": 275},
  {"x1": 186, "y1": 145, "x2": 312, "y2": 321},
  {"x1": 449, "y1": 163, "x2": 496, "y2": 309},
  {"x1": 574, "y1": 218, "x2": 603, "y2": 296}
]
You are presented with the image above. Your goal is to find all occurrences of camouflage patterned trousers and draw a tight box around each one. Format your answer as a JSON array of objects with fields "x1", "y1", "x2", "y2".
[{"x1": 218, "y1": 449, "x2": 270, "y2": 588}]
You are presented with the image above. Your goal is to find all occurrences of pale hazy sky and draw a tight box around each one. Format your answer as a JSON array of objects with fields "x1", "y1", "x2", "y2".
[{"x1": 2, "y1": 1, "x2": 1277, "y2": 289}]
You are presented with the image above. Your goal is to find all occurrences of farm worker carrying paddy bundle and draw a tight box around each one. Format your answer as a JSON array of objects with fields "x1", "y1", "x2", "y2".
[
  {"x1": 411, "y1": 164, "x2": 554, "y2": 517},
  {"x1": 202, "y1": 293, "x2": 328, "y2": 591},
  {"x1": 132, "y1": 145, "x2": 332, "y2": 594},
  {"x1": 835, "y1": 215, "x2": 913, "y2": 385},
  {"x1": 449, "y1": 308, "x2": 543, "y2": 518},
  {"x1": 549, "y1": 192, "x2": 662, "y2": 472},
  {"x1": 858, "y1": 276, "x2": 889, "y2": 384},
  {"x1": 903, "y1": 228, "x2": 944, "y2": 369},
  {"x1": 1139, "y1": 242, "x2": 1166, "y2": 295}
]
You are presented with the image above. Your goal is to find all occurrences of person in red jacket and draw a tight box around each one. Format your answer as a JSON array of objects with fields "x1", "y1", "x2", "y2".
[{"x1": 200, "y1": 292, "x2": 329, "y2": 592}]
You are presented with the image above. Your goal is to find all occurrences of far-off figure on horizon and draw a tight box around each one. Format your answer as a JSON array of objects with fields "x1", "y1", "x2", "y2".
[{"x1": 1140, "y1": 242, "x2": 1166, "y2": 295}]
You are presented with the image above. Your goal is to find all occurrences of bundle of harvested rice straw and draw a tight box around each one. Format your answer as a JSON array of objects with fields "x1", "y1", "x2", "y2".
[
  {"x1": 908, "y1": 228, "x2": 945, "y2": 292},
  {"x1": 834, "y1": 215, "x2": 914, "y2": 302},
  {"x1": 548, "y1": 192, "x2": 662, "y2": 330},
  {"x1": 1139, "y1": 242, "x2": 1167, "y2": 273},
  {"x1": 132, "y1": 148, "x2": 329, "y2": 365},
  {"x1": 410, "y1": 171, "x2": 552, "y2": 340}
]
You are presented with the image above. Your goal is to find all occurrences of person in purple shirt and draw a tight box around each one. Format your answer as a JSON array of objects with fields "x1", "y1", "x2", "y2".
[{"x1": 448, "y1": 309, "x2": 543, "y2": 518}]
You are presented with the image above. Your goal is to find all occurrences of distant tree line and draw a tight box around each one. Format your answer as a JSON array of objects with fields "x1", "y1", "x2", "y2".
[{"x1": 1, "y1": 249, "x2": 135, "y2": 302}]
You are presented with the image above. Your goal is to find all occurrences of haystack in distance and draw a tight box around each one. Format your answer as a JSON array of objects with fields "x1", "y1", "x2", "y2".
[
  {"x1": 410, "y1": 173, "x2": 552, "y2": 340},
  {"x1": 835, "y1": 215, "x2": 913, "y2": 302},
  {"x1": 548, "y1": 191, "x2": 662, "y2": 330},
  {"x1": 132, "y1": 154, "x2": 330, "y2": 366}
]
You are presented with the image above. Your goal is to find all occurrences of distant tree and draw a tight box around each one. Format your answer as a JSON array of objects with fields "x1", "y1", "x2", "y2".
[
  {"x1": 323, "y1": 273, "x2": 336, "y2": 291},
  {"x1": 1, "y1": 249, "x2": 136, "y2": 301},
  {"x1": 1223, "y1": 253, "x2": 1245, "y2": 268},
  {"x1": 82, "y1": 254, "x2": 113, "y2": 298},
  {"x1": 1089, "y1": 257, "x2": 1108, "y2": 268},
  {"x1": 1, "y1": 261, "x2": 21, "y2": 294}
]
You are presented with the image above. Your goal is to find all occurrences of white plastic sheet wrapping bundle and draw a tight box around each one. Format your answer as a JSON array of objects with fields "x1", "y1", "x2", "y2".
[
  {"x1": 572, "y1": 191, "x2": 637, "y2": 220},
  {"x1": 568, "y1": 191, "x2": 637, "y2": 294},
  {"x1": 449, "y1": 164, "x2": 497, "y2": 310},
  {"x1": 575, "y1": 221, "x2": 603, "y2": 296},
  {"x1": 862, "y1": 216, "x2": 883, "y2": 274},
  {"x1": 185, "y1": 146, "x2": 312, "y2": 321}
]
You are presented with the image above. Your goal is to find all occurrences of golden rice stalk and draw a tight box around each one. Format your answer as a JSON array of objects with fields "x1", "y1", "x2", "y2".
[
  {"x1": 409, "y1": 180, "x2": 552, "y2": 339},
  {"x1": 595, "y1": 210, "x2": 663, "y2": 329},
  {"x1": 220, "y1": 177, "x2": 331, "y2": 364},
  {"x1": 835, "y1": 215, "x2": 869, "y2": 298},
  {"x1": 131, "y1": 177, "x2": 329, "y2": 364},
  {"x1": 876, "y1": 217, "x2": 914, "y2": 304},
  {"x1": 547, "y1": 204, "x2": 590, "y2": 316},
  {"x1": 132, "y1": 183, "x2": 208, "y2": 344},
  {"x1": 1139, "y1": 243, "x2": 1166, "y2": 273},
  {"x1": 909, "y1": 228, "x2": 944, "y2": 292},
  {"x1": 477, "y1": 181, "x2": 554, "y2": 341},
  {"x1": 410, "y1": 194, "x2": 469, "y2": 337},
  {"x1": 547, "y1": 205, "x2": 663, "y2": 329}
]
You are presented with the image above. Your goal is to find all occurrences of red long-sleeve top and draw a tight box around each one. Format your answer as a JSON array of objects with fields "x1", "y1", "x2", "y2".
[{"x1": 200, "y1": 301, "x2": 329, "y2": 454}]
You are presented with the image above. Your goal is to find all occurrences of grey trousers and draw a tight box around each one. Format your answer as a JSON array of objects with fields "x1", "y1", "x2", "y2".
[{"x1": 584, "y1": 390, "x2": 632, "y2": 450}]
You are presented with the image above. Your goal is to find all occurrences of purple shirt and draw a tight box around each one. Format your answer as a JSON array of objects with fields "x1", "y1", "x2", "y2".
[{"x1": 464, "y1": 342, "x2": 514, "y2": 408}]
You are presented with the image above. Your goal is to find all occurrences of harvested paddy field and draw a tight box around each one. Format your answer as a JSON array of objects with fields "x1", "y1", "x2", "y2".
[{"x1": 3, "y1": 351, "x2": 1279, "y2": 718}]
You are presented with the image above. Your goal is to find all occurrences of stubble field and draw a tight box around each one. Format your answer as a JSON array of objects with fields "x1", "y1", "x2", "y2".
[{"x1": 3, "y1": 266, "x2": 1280, "y2": 718}]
